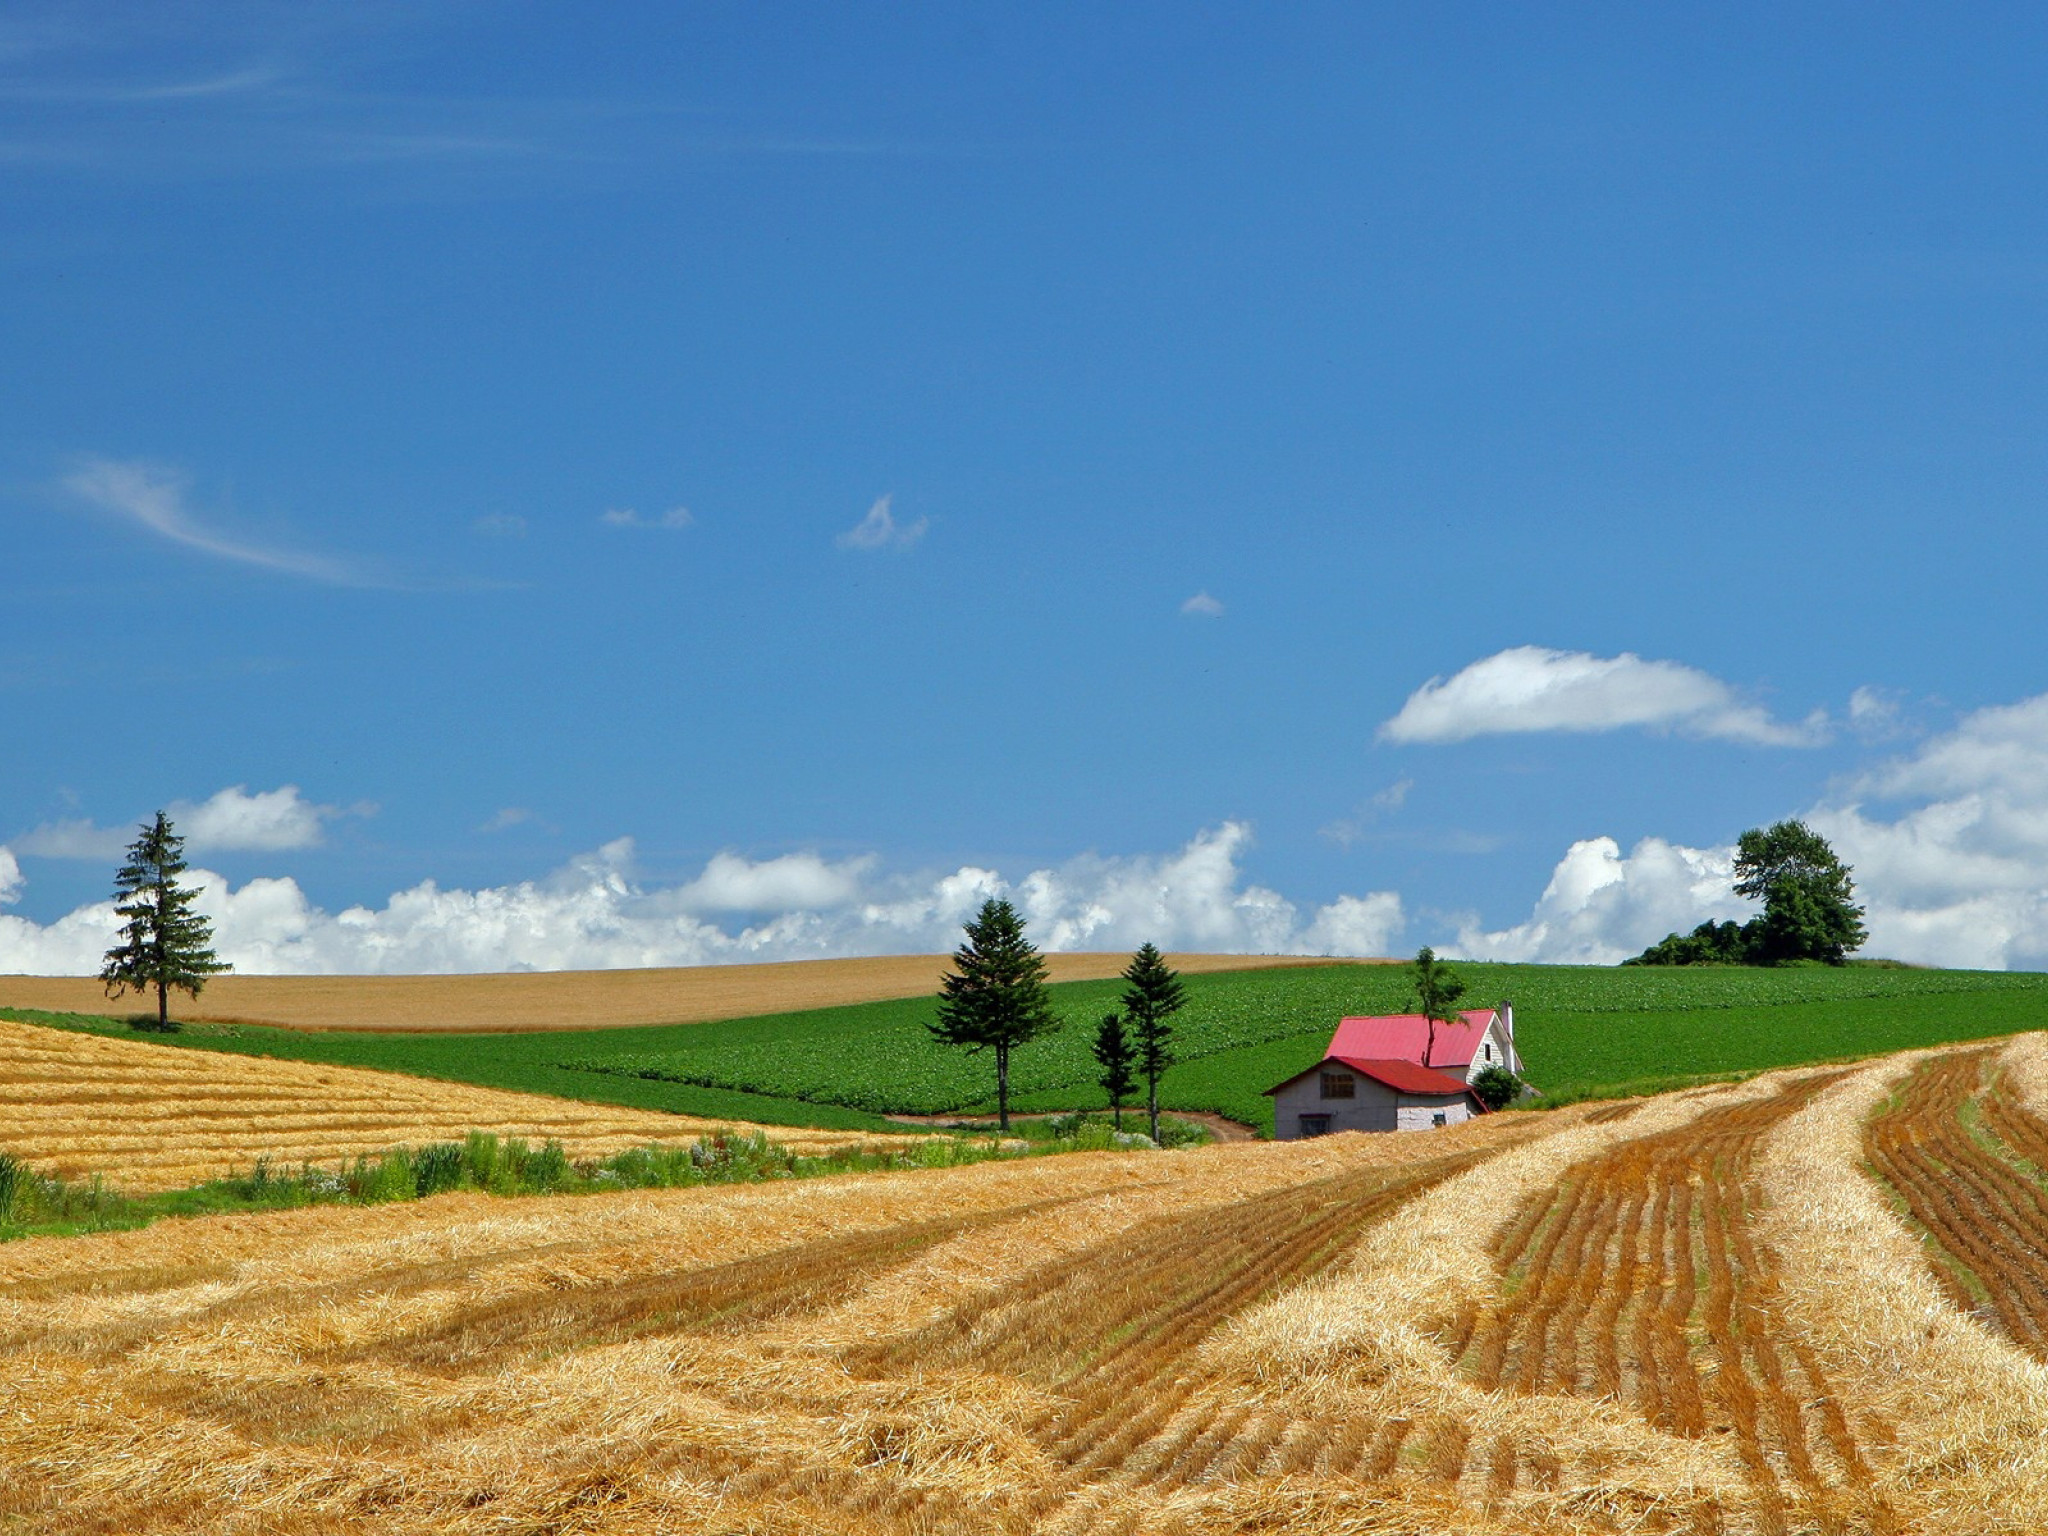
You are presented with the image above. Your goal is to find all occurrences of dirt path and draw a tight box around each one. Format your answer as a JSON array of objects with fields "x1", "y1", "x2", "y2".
[{"x1": 881, "y1": 1109, "x2": 1258, "y2": 1142}]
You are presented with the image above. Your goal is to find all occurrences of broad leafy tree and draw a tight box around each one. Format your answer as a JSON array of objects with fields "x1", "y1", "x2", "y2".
[
  {"x1": 1411, "y1": 945, "x2": 1467, "y2": 1067},
  {"x1": 99, "y1": 812, "x2": 230, "y2": 1029},
  {"x1": 928, "y1": 898, "x2": 1060, "y2": 1130},
  {"x1": 1734, "y1": 819, "x2": 1867, "y2": 964},
  {"x1": 1120, "y1": 942, "x2": 1187, "y2": 1143},
  {"x1": 1629, "y1": 820, "x2": 1866, "y2": 966},
  {"x1": 1091, "y1": 1011, "x2": 1136, "y2": 1129}
]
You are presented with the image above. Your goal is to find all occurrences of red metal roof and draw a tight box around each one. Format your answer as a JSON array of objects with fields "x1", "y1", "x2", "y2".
[
  {"x1": 1328, "y1": 1056, "x2": 1480, "y2": 1098},
  {"x1": 1326, "y1": 1010, "x2": 1496, "y2": 1069},
  {"x1": 1261, "y1": 1056, "x2": 1485, "y2": 1103}
]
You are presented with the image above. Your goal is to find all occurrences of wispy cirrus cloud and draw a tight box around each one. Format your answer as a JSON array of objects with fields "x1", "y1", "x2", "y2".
[
  {"x1": 836, "y1": 494, "x2": 927, "y2": 552},
  {"x1": 1380, "y1": 645, "x2": 1828, "y2": 748},
  {"x1": 65, "y1": 457, "x2": 382, "y2": 587},
  {"x1": 601, "y1": 506, "x2": 693, "y2": 530}
]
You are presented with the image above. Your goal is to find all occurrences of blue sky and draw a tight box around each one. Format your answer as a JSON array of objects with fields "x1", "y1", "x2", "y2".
[{"x1": 7, "y1": 3, "x2": 2048, "y2": 972}]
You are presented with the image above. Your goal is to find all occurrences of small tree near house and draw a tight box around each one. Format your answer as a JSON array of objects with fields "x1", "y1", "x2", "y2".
[
  {"x1": 928, "y1": 898, "x2": 1061, "y2": 1131},
  {"x1": 1091, "y1": 1011, "x2": 1136, "y2": 1130},
  {"x1": 1120, "y1": 942, "x2": 1187, "y2": 1143},
  {"x1": 1411, "y1": 945, "x2": 1466, "y2": 1068},
  {"x1": 99, "y1": 812, "x2": 230, "y2": 1030}
]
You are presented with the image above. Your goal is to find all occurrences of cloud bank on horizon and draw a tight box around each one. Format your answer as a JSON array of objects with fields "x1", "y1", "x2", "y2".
[
  {"x1": 13, "y1": 677, "x2": 2048, "y2": 977},
  {"x1": 1380, "y1": 646, "x2": 1828, "y2": 748},
  {"x1": 0, "y1": 821, "x2": 1403, "y2": 976}
]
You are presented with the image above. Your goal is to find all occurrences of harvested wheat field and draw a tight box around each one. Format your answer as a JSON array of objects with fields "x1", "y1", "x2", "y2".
[
  {"x1": 9, "y1": 1043, "x2": 2048, "y2": 1533},
  {"x1": 0, "y1": 953, "x2": 1361, "y2": 1034},
  {"x1": 0, "y1": 1020, "x2": 911, "y2": 1191}
]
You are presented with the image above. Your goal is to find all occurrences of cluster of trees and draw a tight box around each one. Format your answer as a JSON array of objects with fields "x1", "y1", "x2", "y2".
[
  {"x1": 928, "y1": 898, "x2": 1188, "y2": 1139},
  {"x1": 1628, "y1": 820, "x2": 1867, "y2": 967}
]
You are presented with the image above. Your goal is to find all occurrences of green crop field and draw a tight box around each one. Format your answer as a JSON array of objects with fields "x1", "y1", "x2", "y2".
[{"x1": 11, "y1": 960, "x2": 2048, "y2": 1135}]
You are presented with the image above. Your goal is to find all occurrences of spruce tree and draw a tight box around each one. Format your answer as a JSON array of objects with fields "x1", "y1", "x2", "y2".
[
  {"x1": 1120, "y1": 942, "x2": 1187, "y2": 1143},
  {"x1": 1091, "y1": 1011, "x2": 1136, "y2": 1129},
  {"x1": 1411, "y1": 945, "x2": 1466, "y2": 1067},
  {"x1": 99, "y1": 812, "x2": 230, "y2": 1029},
  {"x1": 928, "y1": 898, "x2": 1060, "y2": 1131}
]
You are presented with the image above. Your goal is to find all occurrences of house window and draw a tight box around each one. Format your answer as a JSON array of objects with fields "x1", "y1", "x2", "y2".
[
  {"x1": 1432, "y1": 1111, "x2": 1448, "y2": 1128},
  {"x1": 1483, "y1": 1042, "x2": 1494, "y2": 1063},
  {"x1": 1320, "y1": 1071, "x2": 1355, "y2": 1099},
  {"x1": 1298, "y1": 1113, "x2": 1333, "y2": 1138}
]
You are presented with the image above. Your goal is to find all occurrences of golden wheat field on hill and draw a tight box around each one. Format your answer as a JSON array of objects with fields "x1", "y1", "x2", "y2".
[
  {"x1": 0, "y1": 952, "x2": 1361, "y2": 1033},
  {"x1": 0, "y1": 1019, "x2": 911, "y2": 1191},
  {"x1": 9, "y1": 1033, "x2": 2048, "y2": 1532}
]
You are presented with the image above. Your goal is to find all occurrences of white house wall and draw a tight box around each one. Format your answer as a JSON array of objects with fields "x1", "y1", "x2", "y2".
[
  {"x1": 1272, "y1": 1070, "x2": 1478, "y2": 1139},
  {"x1": 1271, "y1": 1071, "x2": 1400, "y2": 1137}
]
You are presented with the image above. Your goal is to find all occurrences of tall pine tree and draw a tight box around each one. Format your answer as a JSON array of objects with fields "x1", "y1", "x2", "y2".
[
  {"x1": 1120, "y1": 942, "x2": 1187, "y2": 1143},
  {"x1": 1091, "y1": 1011, "x2": 1136, "y2": 1129},
  {"x1": 100, "y1": 812, "x2": 230, "y2": 1029},
  {"x1": 928, "y1": 898, "x2": 1060, "y2": 1130}
]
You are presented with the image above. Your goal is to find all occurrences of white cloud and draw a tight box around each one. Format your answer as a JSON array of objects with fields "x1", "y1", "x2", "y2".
[
  {"x1": 1449, "y1": 836, "x2": 1750, "y2": 965},
  {"x1": 0, "y1": 823, "x2": 1404, "y2": 976},
  {"x1": 1453, "y1": 687, "x2": 2048, "y2": 970},
  {"x1": 835, "y1": 494, "x2": 927, "y2": 552},
  {"x1": 65, "y1": 457, "x2": 374, "y2": 586},
  {"x1": 1380, "y1": 646, "x2": 1827, "y2": 748},
  {"x1": 668, "y1": 851, "x2": 875, "y2": 914},
  {"x1": 1181, "y1": 591, "x2": 1224, "y2": 618},
  {"x1": 479, "y1": 807, "x2": 533, "y2": 833},
  {"x1": 14, "y1": 785, "x2": 350, "y2": 859},
  {"x1": 0, "y1": 847, "x2": 21, "y2": 905},
  {"x1": 601, "y1": 506, "x2": 693, "y2": 530},
  {"x1": 473, "y1": 514, "x2": 527, "y2": 538}
]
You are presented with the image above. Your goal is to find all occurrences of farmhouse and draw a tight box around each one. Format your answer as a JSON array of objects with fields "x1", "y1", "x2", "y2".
[{"x1": 1266, "y1": 1006, "x2": 1520, "y2": 1139}]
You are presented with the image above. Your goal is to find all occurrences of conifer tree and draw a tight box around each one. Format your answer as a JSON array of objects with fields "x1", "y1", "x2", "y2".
[
  {"x1": 1120, "y1": 942, "x2": 1187, "y2": 1143},
  {"x1": 99, "y1": 812, "x2": 229, "y2": 1029},
  {"x1": 928, "y1": 898, "x2": 1060, "y2": 1130},
  {"x1": 1091, "y1": 1011, "x2": 1136, "y2": 1129}
]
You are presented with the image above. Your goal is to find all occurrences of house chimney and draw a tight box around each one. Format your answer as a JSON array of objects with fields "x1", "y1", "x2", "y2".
[{"x1": 1499, "y1": 1000, "x2": 1515, "y2": 1073}]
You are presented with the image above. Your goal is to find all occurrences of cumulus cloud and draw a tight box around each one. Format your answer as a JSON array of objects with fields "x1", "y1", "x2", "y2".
[
  {"x1": 65, "y1": 457, "x2": 374, "y2": 587},
  {"x1": 1380, "y1": 646, "x2": 1827, "y2": 748},
  {"x1": 1449, "y1": 836, "x2": 1750, "y2": 964},
  {"x1": 1452, "y1": 687, "x2": 2048, "y2": 970},
  {"x1": 601, "y1": 506, "x2": 693, "y2": 530},
  {"x1": 14, "y1": 785, "x2": 351, "y2": 859},
  {"x1": 1181, "y1": 591, "x2": 1224, "y2": 618},
  {"x1": 0, "y1": 823, "x2": 1404, "y2": 976},
  {"x1": 836, "y1": 494, "x2": 927, "y2": 552},
  {"x1": 1810, "y1": 692, "x2": 2048, "y2": 968}
]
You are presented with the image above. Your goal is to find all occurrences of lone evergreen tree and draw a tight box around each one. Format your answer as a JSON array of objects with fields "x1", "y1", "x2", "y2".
[
  {"x1": 1120, "y1": 942, "x2": 1187, "y2": 1143},
  {"x1": 1091, "y1": 1011, "x2": 1136, "y2": 1129},
  {"x1": 928, "y1": 898, "x2": 1060, "y2": 1131},
  {"x1": 99, "y1": 812, "x2": 229, "y2": 1029},
  {"x1": 1411, "y1": 945, "x2": 1466, "y2": 1067}
]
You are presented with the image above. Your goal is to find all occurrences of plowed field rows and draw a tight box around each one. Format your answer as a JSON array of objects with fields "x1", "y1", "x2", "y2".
[
  {"x1": 0, "y1": 1019, "x2": 903, "y2": 1189},
  {"x1": 1453, "y1": 1073, "x2": 1893, "y2": 1534},
  {"x1": 6, "y1": 1044, "x2": 2048, "y2": 1533},
  {"x1": 1865, "y1": 1049, "x2": 2048, "y2": 1356}
]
